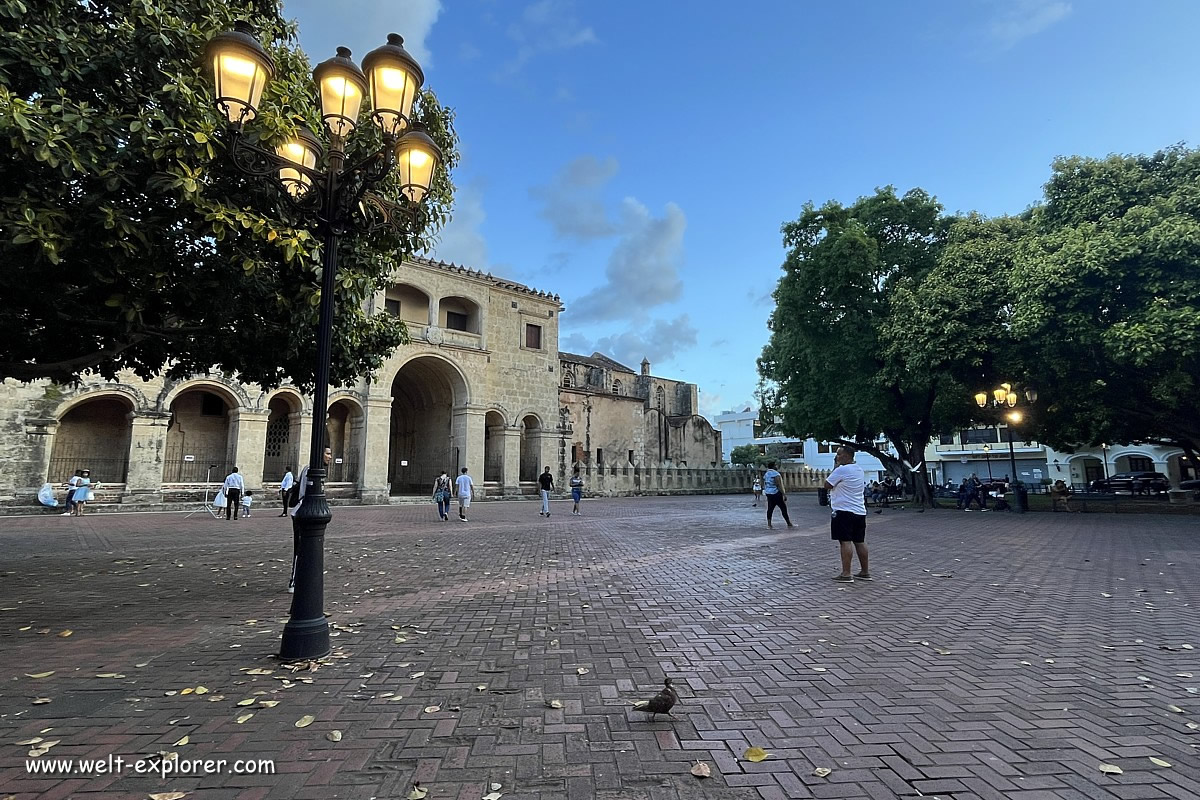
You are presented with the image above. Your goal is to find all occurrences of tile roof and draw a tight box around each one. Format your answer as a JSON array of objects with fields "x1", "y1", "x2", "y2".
[{"x1": 407, "y1": 255, "x2": 561, "y2": 302}]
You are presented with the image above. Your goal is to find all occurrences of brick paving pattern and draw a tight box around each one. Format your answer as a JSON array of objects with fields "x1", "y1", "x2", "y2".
[{"x1": 1, "y1": 496, "x2": 1198, "y2": 799}]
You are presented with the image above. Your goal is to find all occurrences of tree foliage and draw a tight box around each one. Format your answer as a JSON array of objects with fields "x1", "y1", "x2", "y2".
[
  {"x1": 1009, "y1": 147, "x2": 1200, "y2": 463},
  {"x1": 758, "y1": 187, "x2": 1017, "y2": 504},
  {"x1": 0, "y1": 0, "x2": 459, "y2": 389},
  {"x1": 729, "y1": 444, "x2": 760, "y2": 467}
]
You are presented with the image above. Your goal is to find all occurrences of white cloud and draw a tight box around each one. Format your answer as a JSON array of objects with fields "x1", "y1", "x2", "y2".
[
  {"x1": 568, "y1": 315, "x2": 699, "y2": 371},
  {"x1": 566, "y1": 198, "x2": 686, "y2": 323},
  {"x1": 529, "y1": 155, "x2": 620, "y2": 239},
  {"x1": 431, "y1": 182, "x2": 488, "y2": 268},
  {"x1": 989, "y1": 0, "x2": 1071, "y2": 48},
  {"x1": 498, "y1": 0, "x2": 597, "y2": 79}
]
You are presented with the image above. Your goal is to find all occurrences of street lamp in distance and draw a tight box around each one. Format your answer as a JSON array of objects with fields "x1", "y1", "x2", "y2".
[
  {"x1": 204, "y1": 22, "x2": 443, "y2": 662},
  {"x1": 973, "y1": 383, "x2": 1037, "y2": 513}
]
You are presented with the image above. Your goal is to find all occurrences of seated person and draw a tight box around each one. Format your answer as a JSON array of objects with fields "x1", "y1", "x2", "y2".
[{"x1": 1050, "y1": 479, "x2": 1073, "y2": 512}]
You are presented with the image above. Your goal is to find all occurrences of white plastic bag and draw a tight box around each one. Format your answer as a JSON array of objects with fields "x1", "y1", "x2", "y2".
[
  {"x1": 86, "y1": 489, "x2": 96, "y2": 502},
  {"x1": 213, "y1": 489, "x2": 227, "y2": 508},
  {"x1": 38, "y1": 483, "x2": 59, "y2": 507}
]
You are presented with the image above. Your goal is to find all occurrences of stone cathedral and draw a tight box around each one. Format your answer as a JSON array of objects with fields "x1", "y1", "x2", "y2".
[{"x1": 1, "y1": 257, "x2": 722, "y2": 507}]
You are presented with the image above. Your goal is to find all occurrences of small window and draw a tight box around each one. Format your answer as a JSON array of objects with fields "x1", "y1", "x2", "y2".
[
  {"x1": 383, "y1": 298, "x2": 400, "y2": 317},
  {"x1": 939, "y1": 433, "x2": 955, "y2": 445},
  {"x1": 628, "y1": 449, "x2": 634, "y2": 464},
  {"x1": 1128, "y1": 456, "x2": 1153, "y2": 472},
  {"x1": 525, "y1": 323, "x2": 542, "y2": 350},
  {"x1": 200, "y1": 392, "x2": 225, "y2": 417},
  {"x1": 563, "y1": 372, "x2": 574, "y2": 388},
  {"x1": 445, "y1": 311, "x2": 469, "y2": 331},
  {"x1": 612, "y1": 379, "x2": 622, "y2": 395},
  {"x1": 817, "y1": 442, "x2": 832, "y2": 454},
  {"x1": 597, "y1": 448, "x2": 604, "y2": 464},
  {"x1": 571, "y1": 445, "x2": 579, "y2": 463},
  {"x1": 655, "y1": 385, "x2": 665, "y2": 411}
]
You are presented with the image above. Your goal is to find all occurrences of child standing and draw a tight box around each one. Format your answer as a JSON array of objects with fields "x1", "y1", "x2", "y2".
[{"x1": 241, "y1": 490, "x2": 253, "y2": 518}]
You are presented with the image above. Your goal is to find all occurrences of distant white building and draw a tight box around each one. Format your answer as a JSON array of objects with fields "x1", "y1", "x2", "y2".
[
  {"x1": 713, "y1": 407, "x2": 762, "y2": 463},
  {"x1": 713, "y1": 407, "x2": 887, "y2": 480}
]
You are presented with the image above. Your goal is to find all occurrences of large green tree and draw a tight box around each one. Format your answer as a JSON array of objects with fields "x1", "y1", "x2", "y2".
[
  {"x1": 758, "y1": 188, "x2": 1017, "y2": 505},
  {"x1": 0, "y1": 0, "x2": 458, "y2": 389},
  {"x1": 1009, "y1": 147, "x2": 1200, "y2": 469}
]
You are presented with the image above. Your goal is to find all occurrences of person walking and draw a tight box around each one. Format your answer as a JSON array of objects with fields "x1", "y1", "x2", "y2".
[
  {"x1": 762, "y1": 461, "x2": 793, "y2": 529},
  {"x1": 538, "y1": 466, "x2": 555, "y2": 517},
  {"x1": 288, "y1": 446, "x2": 332, "y2": 593},
  {"x1": 751, "y1": 475, "x2": 762, "y2": 506},
  {"x1": 278, "y1": 466, "x2": 294, "y2": 517},
  {"x1": 455, "y1": 466, "x2": 474, "y2": 521},
  {"x1": 826, "y1": 446, "x2": 869, "y2": 582},
  {"x1": 569, "y1": 468, "x2": 584, "y2": 515},
  {"x1": 221, "y1": 467, "x2": 245, "y2": 520},
  {"x1": 432, "y1": 469, "x2": 452, "y2": 521}
]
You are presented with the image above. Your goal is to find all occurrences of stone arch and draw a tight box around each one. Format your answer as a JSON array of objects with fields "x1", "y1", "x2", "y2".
[
  {"x1": 1111, "y1": 449, "x2": 1159, "y2": 474},
  {"x1": 519, "y1": 413, "x2": 543, "y2": 482},
  {"x1": 159, "y1": 377, "x2": 249, "y2": 414},
  {"x1": 327, "y1": 395, "x2": 365, "y2": 483},
  {"x1": 54, "y1": 384, "x2": 149, "y2": 418},
  {"x1": 436, "y1": 294, "x2": 482, "y2": 334},
  {"x1": 611, "y1": 378, "x2": 622, "y2": 395},
  {"x1": 262, "y1": 391, "x2": 304, "y2": 482},
  {"x1": 484, "y1": 409, "x2": 507, "y2": 484},
  {"x1": 49, "y1": 393, "x2": 135, "y2": 483},
  {"x1": 384, "y1": 282, "x2": 433, "y2": 326},
  {"x1": 162, "y1": 382, "x2": 241, "y2": 482},
  {"x1": 388, "y1": 354, "x2": 472, "y2": 494},
  {"x1": 1065, "y1": 453, "x2": 1105, "y2": 486},
  {"x1": 258, "y1": 386, "x2": 308, "y2": 414}
]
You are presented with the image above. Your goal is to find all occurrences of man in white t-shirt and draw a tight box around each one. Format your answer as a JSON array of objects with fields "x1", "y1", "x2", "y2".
[
  {"x1": 825, "y1": 445, "x2": 869, "y2": 583},
  {"x1": 455, "y1": 466, "x2": 474, "y2": 521},
  {"x1": 278, "y1": 466, "x2": 294, "y2": 517}
]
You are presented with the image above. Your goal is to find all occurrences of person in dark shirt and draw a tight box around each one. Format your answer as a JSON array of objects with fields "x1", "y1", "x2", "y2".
[{"x1": 538, "y1": 466, "x2": 554, "y2": 517}]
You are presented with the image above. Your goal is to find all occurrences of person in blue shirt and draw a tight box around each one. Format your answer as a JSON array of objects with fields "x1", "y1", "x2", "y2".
[{"x1": 761, "y1": 461, "x2": 793, "y2": 529}]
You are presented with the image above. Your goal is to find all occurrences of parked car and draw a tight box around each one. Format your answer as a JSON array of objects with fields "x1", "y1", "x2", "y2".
[{"x1": 1088, "y1": 471, "x2": 1170, "y2": 494}]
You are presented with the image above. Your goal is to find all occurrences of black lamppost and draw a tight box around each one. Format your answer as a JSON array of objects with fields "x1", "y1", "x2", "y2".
[
  {"x1": 204, "y1": 24, "x2": 442, "y2": 660},
  {"x1": 982, "y1": 444, "x2": 993, "y2": 481},
  {"x1": 974, "y1": 383, "x2": 1038, "y2": 513}
]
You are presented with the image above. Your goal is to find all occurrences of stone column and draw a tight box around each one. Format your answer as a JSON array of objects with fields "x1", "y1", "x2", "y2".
[
  {"x1": 452, "y1": 405, "x2": 487, "y2": 493},
  {"x1": 501, "y1": 427, "x2": 522, "y2": 495},
  {"x1": 123, "y1": 411, "x2": 171, "y2": 503},
  {"x1": 229, "y1": 409, "x2": 270, "y2": 491},
  {"x1": 293, "y1": 411, "x2": 313, "y2": 468},
  {"x1": 360, "y1": 395, "x2": 393, "y2": 504}
]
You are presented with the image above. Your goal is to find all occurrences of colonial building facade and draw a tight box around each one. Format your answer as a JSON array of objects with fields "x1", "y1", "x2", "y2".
[{"x1": 2, "y1": 257, "x2": 721, "y2": 506}]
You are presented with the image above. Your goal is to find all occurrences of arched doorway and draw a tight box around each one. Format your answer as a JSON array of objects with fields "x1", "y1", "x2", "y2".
[
  {"x1": 519, "y1": 415, "x2": 541, "y2": 483},
  {"x1": 327, "y1": 398, "x2": 362, "y2": 484},
  {"x1": 262, "y1": 393, "x2": 302, "y2": 483},
  {"x1": 49, "y1": 395, "x2": 133, "y2": 483},
  {"x1": 484, "y1": 410, "x2": 506, "y2": 484},
  {"x1": 1068, "y1": 456, "x2": 1104, "y2": 487},
  {"x1": 389, "y1": 357, "x2": 468, "y2": 494},
  {"x1": 164, "y1": 388, "x2": 234, "y2": 482}
]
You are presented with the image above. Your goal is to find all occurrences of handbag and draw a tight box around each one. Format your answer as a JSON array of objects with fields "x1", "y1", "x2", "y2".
[{"x1": 213, "y1": 489, "x2": 227, "y2": 508}]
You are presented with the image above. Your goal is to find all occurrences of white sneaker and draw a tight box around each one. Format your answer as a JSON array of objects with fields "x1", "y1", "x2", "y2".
[
  {"x1": 459, "y1": 517, "x2": 467, "y2": 522},
  {"x1": 287, "y1": 585, "x2": 294, "y2": 593},
  {"x1": 61, "y1": 512, "x2": 71, "y2": 516}
]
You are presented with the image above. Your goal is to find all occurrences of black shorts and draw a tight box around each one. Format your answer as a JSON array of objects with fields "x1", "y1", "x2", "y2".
[{"x1": 831, "y1": 510, "x2": 867, "y2": 543}]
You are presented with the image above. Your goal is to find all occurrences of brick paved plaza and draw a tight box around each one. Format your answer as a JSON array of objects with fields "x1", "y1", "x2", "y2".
[{"x1": 1, "y1": 495, "x2": 1198, "y2": 799}]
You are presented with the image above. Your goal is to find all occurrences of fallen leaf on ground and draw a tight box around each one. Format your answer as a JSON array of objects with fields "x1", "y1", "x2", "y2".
[
  {"x1": 258, "y1": 700, "x2": 279, "y2": 708},
  {"x1": 1167, "y1": 705, "x2": 1184, "y2": 713},
  {"x1": 1098, "y1": 763, "x2": 1123, "y2": 775},
  {"x1": 812, "y1": 767, "x2": 832, "y2": 777},
  {"x1": 410, "y1": 672, "x2": 425, "y2": 679},
  {"x1": 236, "y1": 699, "x2": 255, "y2": 706},
  {"x1": 246, "y1": 668, "x2": 272, "y2": 675},
  {"x1": 295, "y1": 715, "x2": 314, "y2": 728},
  {"x1": 194, "y1": 687, "x2": 209, "y2": 695},
  {"x1": 16, "y1": 737, "x2": 43, "y2": 745},
  {"x1": 476, "y1": 685, "x2": 487, "y2": 692},
  {"x1": 173, "y1": 735, "x2": 189, "y2": 746},
  {"x1": 1183, "y1": 644, "x2": 1195, "y2": 650},
  {"x1": 25, "y1": 672, "x2": 54, "y2": 679},
  {"x1": 690, "y1": 761, "x2": 711, "y2": 778},
  {"x1": 1149, "y1": 757, "x2": 1172, "y2": 767},
  {"x1": 1177, "y1": 673, "x2": 1193, "y2": 678},
  {"x1": 180, "y1": 688, "x2": 193, "y2": 695},
  {"x1": 490, "y1": 783, "x2": 502, "y2": 791},
  {"x1": 812, "y1": 667, "x2": 827, "y2": 672},
  {"x1": 576, "y1": 667, "x2": 589, "y2": 675},
  {"x1": 407, "y1": 786, "x2": 428, "y2": 799},
  {"x1": 236, "y1": 714, "x2": 253, "y2": 724},
  {"x1": 1101, "y1": 593, "x2": 1112, "y2": 598},
  {"x1": 32, "y1": 698, "x2": 51, "y2": 705},
  {"x1": 96, "y1": 673, "x2": 125, "y2": 678},
  {"x1": 423, "y1": 705, "x2": 440, "y2": 714},
  {"x1": 482, "y1": 793, "x2": 502, "y2": 800},
  {"x1": 743, "y1": 747, "x2": 770, "y2": 762},
  {"x1": 57, "y1": 630, "x2": 73, "y2": 638},
  {"x1": 327, "y1": 730, "x2": 342, "y2": 742},
  {"x1": 149, "y1": 792, "x2": 189, "y2": 800},
  {"x1": 547, "y1": 700, "x2": 563, "y2": 709}
]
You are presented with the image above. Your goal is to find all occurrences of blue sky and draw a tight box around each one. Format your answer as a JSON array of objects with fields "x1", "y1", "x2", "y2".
[{"x1": 282, "y1": 0, "x2": 1200, "y2": 419}]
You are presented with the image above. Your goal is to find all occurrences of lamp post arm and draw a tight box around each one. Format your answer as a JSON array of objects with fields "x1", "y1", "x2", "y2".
[{"x1": 226, "y1": 129, "x2": 326, "y2": 216}]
